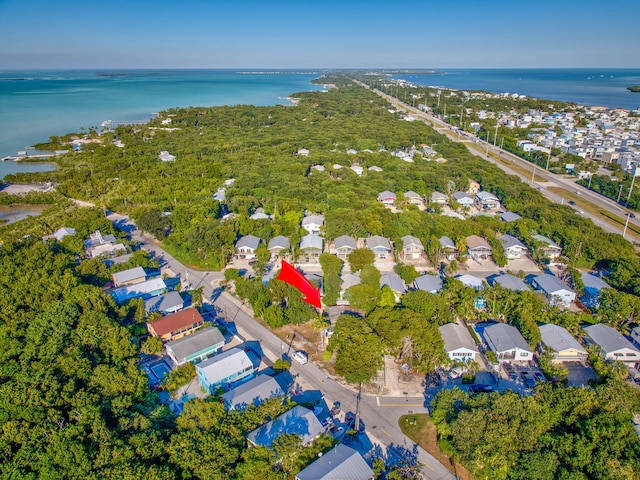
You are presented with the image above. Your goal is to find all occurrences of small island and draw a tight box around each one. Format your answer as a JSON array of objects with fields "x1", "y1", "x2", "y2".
[{"x1": 628, "y1": 85, "x2": 640, "y2": 92}]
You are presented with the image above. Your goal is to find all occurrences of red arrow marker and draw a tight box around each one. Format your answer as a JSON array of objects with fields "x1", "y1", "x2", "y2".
[{"x1": 276, "y1": 260, "x2": 322, "y2": 309}]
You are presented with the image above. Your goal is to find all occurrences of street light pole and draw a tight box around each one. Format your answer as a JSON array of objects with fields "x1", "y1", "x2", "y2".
[{"x1": 623, "y1": 212, "x2": 631, "y2": 238}]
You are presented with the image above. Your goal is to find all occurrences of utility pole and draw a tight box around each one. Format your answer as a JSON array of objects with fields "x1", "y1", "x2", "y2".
[
  {"x1": 354, "y1": 383, "x2": 362, "y2": 436},
  {"x1": 494, "y1": 122, "x2": 499, "y2": 146},
  {"x1": 617, "y1": 183, "x2": 624, "y2": 203},
  {"x1": 545, "y1": 150, "x2": 551, "y2": 170},
  {"x1": 587, "y1": 174, "x2": 593, "y2": 190},
  {"x1": 626, "y1": 168, "x2": 637, "y2": 207},
  {"x1": 623, "y1": 212, "x2": 631, "y2": 238},
  {"x1": 531, "y1": 166, "x2": 536, "y2": 185}
]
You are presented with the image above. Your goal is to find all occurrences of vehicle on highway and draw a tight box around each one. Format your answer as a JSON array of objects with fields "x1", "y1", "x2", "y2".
[
  {"x1": 568, "y1": 200, "x2": 576, "y2": 205},
  {"x1": 292, "y1": 350, "x2": 308, "y2": 365}
]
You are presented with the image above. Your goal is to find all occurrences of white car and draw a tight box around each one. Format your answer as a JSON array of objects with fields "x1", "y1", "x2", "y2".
[{"x1": 292, "y1": 350, "x2": 308, "y2": 365}]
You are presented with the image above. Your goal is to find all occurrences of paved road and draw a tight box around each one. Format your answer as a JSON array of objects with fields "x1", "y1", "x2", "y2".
[
  {"x1": 355, "y1": 80, "x2": 639, "y2": 242},
  {"x1": 107, "y1": 213, "x2": 455, "y2": 479}
]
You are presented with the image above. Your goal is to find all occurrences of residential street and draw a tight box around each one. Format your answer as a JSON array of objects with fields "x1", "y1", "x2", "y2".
[{"x1": 107, "y1": 212, "x2": 455, "y2": 479}]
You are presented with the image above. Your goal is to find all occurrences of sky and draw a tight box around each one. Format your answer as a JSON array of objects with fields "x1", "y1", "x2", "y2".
[{"x1": 0, "y1": 0, "x2": 639, "y2": 69}]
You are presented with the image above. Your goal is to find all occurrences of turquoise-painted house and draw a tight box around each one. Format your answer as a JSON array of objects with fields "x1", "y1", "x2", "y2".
[{"x1": 196, "y1": 347, "x2": 254, "y2": 393}]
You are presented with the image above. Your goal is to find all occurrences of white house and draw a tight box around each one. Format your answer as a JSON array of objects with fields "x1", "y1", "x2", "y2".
[
  {"x1": 301, "y1": 214, "x2": 324, "y2": 234},
  {"x1": 476, "y1": 191, "x2": 500, "y2": 210},
  {"x1": 159, "y1": 150, "x2": 176, "y2": 162},
  {"x1": 413, "y1": 274, "x2": 443, "y2": 293},
  {"x1": 235, "y1": 235, "x2": 261, "y2": 259},
  {"x1": 483, "y1": 323, "x2": 534, "y2": 363},
  {"x1": 498, "y1": 234, "x2": 528, "y2": 259},
  {"x1": 439, "y1": 323, "x2": 479, "y2": 362},
  {"x1": 531, "y1": 274, "x2": 576, "y2": 307},
  {"x1": 404, "y1": 191, "x2": 424, "y2": 207},
  {"x1": 584, "y1": 324, "x2": 640, "y2": 365},
  {"x1": 466, "y1": 235, "x2": 492, "y2": 261},
  {"x1": 400, "y1": 235, "x2": 424, "y2": 261},
  {"x1": 377, "y1": 190, "x2": 397, "y2": 207},
  {"x1": 452, "y1": 191, "x2": 475, "y2": 208}
]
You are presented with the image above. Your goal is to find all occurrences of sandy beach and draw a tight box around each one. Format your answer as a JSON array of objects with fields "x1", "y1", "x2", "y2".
[{"x1": 0, "y1": 182, "x2": 54, "y2": 195}]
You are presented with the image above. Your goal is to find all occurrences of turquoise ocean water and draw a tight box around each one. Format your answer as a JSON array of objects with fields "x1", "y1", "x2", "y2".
[
  {"x1": 0, "y1": 69, "x2": 325, "y2": 178},
  {"x1": 2, "y1": 68, "x2": 640, "y2": 179}
]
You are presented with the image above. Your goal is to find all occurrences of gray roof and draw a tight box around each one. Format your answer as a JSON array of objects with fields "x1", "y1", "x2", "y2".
[
  {"x1": 498, "y1": 234, "x2": 527, "y2": 250},
  {"x1": 404, "y1": 191, "x2": 422, "y2": 200},
  {"x1": 341, "y1": 273, "x2": 361, "y2": 290},
  {"x1": 145, "y1": 291, "x2": 184, "y2": 313},
  {"x1": 531, "y1": 274, "x2": 574, "y2": 295},
  {"x1": 166, "y1": 326, "x2": 225, "y2": 363},
  {"x1": 296, "y1": 444, "x2": 374, "y2": 480},
  {"x1": 236, "y1": 235, "x2": 261, "y2": 250},
  {"x1": 302, "y1": 214, "x2": 324, "y2": 227},
  {"x1": 112, "y1": 266, "x2": 146, "y2": 285},
  {"x1": 439, "y1": 323, "x2": 479, "y2": 354},
  {"x1": 380, "y1": 273, "x2": 406, "y2": 294},
  {"x1": 501, "y1": 211, "x2": 522, "y2": 222},
  {"x1": 300, "y1": 233, "x2": 323, "y2": 251},
  {"x1": 247, "y1": 405, "x2": 324, "y2": 447},
  {"x1": 431, "y1": 191, "x2": 448, "y2": 202},
  {"x1": 413, "y1": 274, "x2": 443, "y2": 293},
  {"x1": 476, "y1": 191, "x2": 499, "y2": 201},
  {"x1": 196, "y1": 347, "x2": 253, "y2": 386},
  {"x1": 490, "y1": 274, "x2": 530, "y2": 292},
  {"x1": 52, "y1": 227, "x2": 76, "y2": 241},
  {"x1": 402, "y1": 235, "x2": 424, "y2": 250},
  {"x1": 455, "y1": 274, "x2": 484, "y2": 290},
  {"x1": 268, "y1": 235, "x2": 290, "y2": 250},
  {"x1": 334, "y1": 235, "x2": 357, "y2": 250},
  {"x1": 377, "y1": 190, "x2": 396, "y2": 201},
  {"x1": 112, "y1": 278, "x2": 166, "y2": 303},
  {"x1": 584, "y1": 324, "x2": 639, "y2": 355},
  {"x1": 439, "y1": 236, "x2": 456, "y2": 249},
  {"x1": 539, "y1": 324, "x2": 586, "y2": 355},
  {"x1": 581, "y1": 273, "x2": 610, "y2": 292},
  {"x1": 221, "y1": 375, "x2": 284, "y2": 410},
  {"x1": 484, "y1": 323, "x2": 532, "y2": 354},
  {"x1": 452, "y1": 191, "x2": 473, "y2": 202},
  {"x1": 366, "y1": 235, "x2": 390, "y2": 250}
]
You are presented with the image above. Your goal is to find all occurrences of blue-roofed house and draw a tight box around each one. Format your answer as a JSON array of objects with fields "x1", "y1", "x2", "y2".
[
  {"x1": 145, "y1": 291, "x2": 184, "y2": 314},
  {"x1": 246, "y1": 405, "x2": 325, "y2": 448},
  {"x1": 413, "y1": 274, "x2": 443, "y2": 293},
  {"x1": 296, "y1": 444, "x2": 374, "y2": 480},
  {"x1": 165, "y1": 326, "x2": 225, "y2": 366},
  {"x1": 580, "y1": 272, "x2": 611, "y2": 309},
  {"x1": 530, "y1": 274, "x2": 576, "y2": 307},
  {"x1": 196, "y1": 347, "x2": 255, "y2": 393},
  {"x1": 221, "y1": 375, "x2": 284, "y2": 411}
]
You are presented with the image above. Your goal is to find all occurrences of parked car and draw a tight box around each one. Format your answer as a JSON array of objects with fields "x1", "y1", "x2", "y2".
[
  {"x1": 330, "y1": 401, "x2": 341, "y2": 416},
  {"x1": 292, "y1": 350, "x2": 308, "y2": 365},
  {"x1": 470, "y1": 384, "x2": 493, "y2": 393}
]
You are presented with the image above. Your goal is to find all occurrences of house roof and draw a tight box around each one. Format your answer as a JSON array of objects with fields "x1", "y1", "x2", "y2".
[
  {"x1": 368, "y1": 166, "x2": 383, "y2": 172},
  {"x1": 165, "y1": 326, "x2": 225, "y2": 362},
  {"x1": 431, "y1": 191, "x2": 448, "y2": 202},
  {"x1": 112, "y1": 278, "x2": 166, "y2": 303},
  {"x1": 581, "y1": 273, "x2": 610, "y2": 291},
  {"x1": 439, "y1": 236, "x2": 456, "y2": 249},
  {"x1": 455, "y1": 274, "x2": 484, "y2": 290},
  {"x1": 221, "y1": 375, "x2": 284, "y2": 410},
  {"x1": 268, "y1": 235, "x2": 290, "y2": 250},
  {"x1": 402, "y1": 235, "x2": 423, "y2": 249},
  {"x1": 404, "y1": 191, "x2": 422, "y2": 200},
  {"x1": 584, "y1": 324, "x2": 639, "y2": 355},
  {"x1": 377, "y1": 190, "x2": 396, "y2": 201},
  {"x1": 490, "y1": 274, "x2": 530, "y2": 292},
  {"x1": 413, "y1": 274, "x2": 443, "y2": 293},
  {"x1": 466, "y1": 235, "x2": 491, "y2": 250},
  {"x1": 197, "y1": 347, "x2": 253, "y2": 386},
  {"x1": 147, "y1": 308, "x2": 203, "y2": 337},
  {"x1": 452, "y1": 191, "x2": 473, "y2": 202},
  {"x1": 335, "y1": 235, "x2": 357, "y2": 250},
  {"x1": 380, "y1": 273, "x2": 406, "y2": 294},
  {"x1": 112, "y1": 266, "x2": 146, "y2": 285},
  {"x1": 476, "y1": 191, "x2": 499, "y2": 201},
  {"x1": 365, "y1": 235, "x2": 390, "y2": 250},
  {"x1": 246, "y1": 405, "x2": 324, "y2": 448},
  {"x1": 296, "y1": 444, "x2": 374, "y2": 480},
  {"x1": 531, "y1": 274, "x2": 574, "y2": 295},
  {"x1": 300, "y1": 233, "x2": 323, "y2": 251},
  {"x1": 501, "y1": 211, "x2": 521, "y2": 222},
  {"x1": 439, "y1": 323, "x2": 479, "y2": 354},
  {"x1": 236, "y1": 235, "x2": 261, "y2": 250},
  {"x1": 532, "y1": 234, "x2": 561, "y2": 249},
  {"x1": 302, "y1": 214, "x2": 325, "y2": 227},
  {"x1": 539, "y1": 324, "x2": 586, "y2": 355},
  {"x1": 145, "y1": 291, "x2": 184, "y2": 313},
  {"x1": 341, "y1": 273, "x2": 361, "y2": 290},
  {"x1": 52, "y1": 227, "x2": 76, "y2": 241},
  {"x1": 484, "y1": 323, "x2": 532, "y2": 353},
  {"x1": 498, "y1": 234, "x2": 527, "y2": 250}
]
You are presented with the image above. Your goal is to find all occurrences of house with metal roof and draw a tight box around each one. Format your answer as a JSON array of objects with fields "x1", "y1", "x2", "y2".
[
  {"x1": 221, "y1": 375, "x2": 284, "y2": 411},
  {"x1": 466, "y1": 235, "x2": 492, "y2": 261},
  {"x1": 455, "y1": 274, "x2": 484, "y2": 290},
  {"x1": 147, "y1": 307, "x2": 204, "y2": 341},
  {"x1": 377, "y1": 190, "x2": 396, "y2": 206},
  {"x1": 296, "y1": 444, "x2": 374, "y2": 480},
  {"x1": 580, "y1": 272, "x2": 611, "y2": 309},
  {"x1": 431, "y1": 191, "x2": 448, "y2": 205},
  {"x1": 112, "y1": 277, "x2": 166, "y2": 304},
  {"x1": 165, "y1": 326, "x2": 225, "y2": 366},
  {"x1": 52, "y1": 227, "x2": 76, "y2": 241},
  {"x1": 439, "y1": 323, "x2": 479, "y2": 362},
  {"x1": 300, "y1": 233, "x2": 323, "y2": 261},
  {"x1": 483, "y1": 323, "x2": 534, "y2": 362},
  {"x1": 196, "y1": 347, "x2": 255, "y2": 393},
  {"x1": 539, "y1": 324, "x2": 587, "y2": 363},
  {"x1": 246, "y1": 405, "x2": 324, "y2": 448},
  {"x1": 302, "y1": 214, "x2": 324, "y2": 234},
  {"x1": 112, "y1": 266, "x2": 147, "y2": 287},
  {"x1": 267, "y1": 236, "x2": 290, "y2": 259},
  {"x1": 583, "y1": 324, "x2": 640, "y2": 365},
  {"x1": 365, "y1": 235, "x2": 391, "y2": 259},
  {"x1": 452, "y1": 191, "x2": 474, "y2": 207},
  {"x1": 400, "y1": 235, "x2": 424, "y2": 261},
  {"x1": 530, "y1": 274, "x2": 576, "y2": 307},
  {"x1": 250, "y1": 207, "x2": 271, "y2": 220},
  {"x1": 439, "y1": 236, "x2": 458, "y2": 260},
  {"x1": 235, "y1": 235, "x2": 261, "y2": 259},
  {"x1": 159, "y1": 150, "x2": 176, "y2": 162},
  {"x1": 338, "y1": 273, "x2": 361, "y2": 305},
  {"x1": 498, "y1": 234, "x2": 528, "y2": 259},
  {"x1": 532, "y1": 234, "x2": 563, "y2": 259},
  {"x1": 413, "y1": 274, "x2": 443, "y2": 293},
  {"x1": 334, "y1": 235, "x2": 357, "y2": 259},
  {"x1": 476, "y1": 191, "x2": 501, "y2": 210},
  {"x1": 501, "y1": 211, "x2": 521, "y2": 223},
  {"x1": 145, "y1": 290, "x2": 184, "y2": 314},
  {"x1": 404, "y1": 191, "x2": 424, "y2": 207},
  {"x1": 489, "y1": 273, "x2": 530, "y2": 292},
  {"x1": 380, "y1": 273, "x2": 406, "y2": 301}
]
